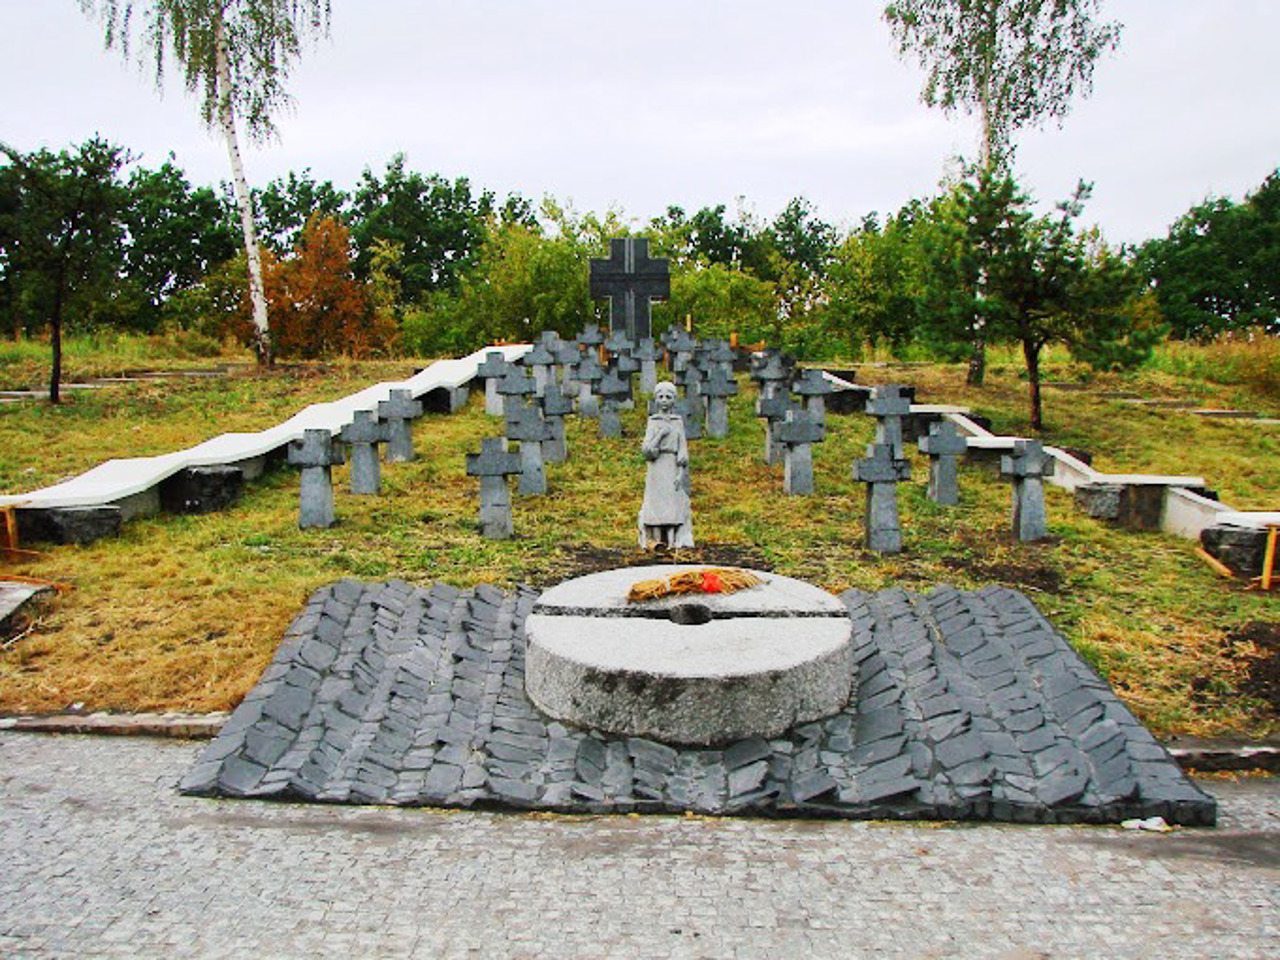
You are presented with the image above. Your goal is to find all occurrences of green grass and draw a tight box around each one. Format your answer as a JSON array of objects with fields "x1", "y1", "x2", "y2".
[
  {"x1": 0, "y1": 331, "x2": 246, "y2": 392},
  {"x1": 0, "y1": 350, "x2": 1276, "y2": 739}
]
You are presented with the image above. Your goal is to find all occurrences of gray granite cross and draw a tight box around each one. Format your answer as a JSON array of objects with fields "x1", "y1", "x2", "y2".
[
  {"x1": 589, "y1": 238, "x2": 670, "y2": 341},
  {"x1": 854, "y1": 443, "x2": 912, "y2": 553},
  {"x1": 604, "y1": 330, "x2": 633, "y2": 357},
  {"x1": 287, "y1": 428, "x2": 344, "y2": 528},
  {"x1": 573, "y1": 353, "x2": 604, "y2": 418},
  {"x1": 597, "y1": 369, "x2": 632, "y2": 438},
  {"x1": 496, "y1": 367, "x2": 536, "y2": 421},
  {"x1": 752, "y1": 352, "x2": 791, "y2": 399},
  {"x1": 540, "y1": 383, "x2": 575, "y2": 463},
  {"x1": 576, "y1": 323, "x2": 605, "y2": 352},
  {"x1": 866, "y1": 385, "x2": 912, "y2": 459},
  {"x1": 653, "y1": 392, "x2": 704, "y2": 441},
  {"x1": 792, "y1": 368, "x2": 836, "y2": 427},
  {"x1": 632, "y1": 337, "x2": 661, "y2": 395},
  {"x1": 614, "y1": 352, "x2": 640, "y2": 379},
  {"x1": 338, "y1": 410, "x2": 390, "y2": 495},
  {"x1": 553, "y1": 341, "x2": 582, "y2": 390},
  {"x1": 918, "y1": 420, "x2": 968, "y2": 506},
  {"x1": 466, "y1": 437, "x2": 522, "y2": 539},
  {"x1": 522, "y1": 342, "x2": 557, "y2": 398},
  {"x1": 1001, "y1": 439, "x2": 1056, "y2": 541},
  {"x1": 505, "y1": 405, "x2": 553, "y2": 495},
  {"x1": 476, "y1": 351, "x2": 511, "y2": 417},
  {"x1": 377, "y1": 389, "x2": 423, "y2": 463},
  {"x1": 755, "y1": 393, "x2": 797, "y2": 464},
  {"x1": 778, "y1": 408, "x2": 825, "y2": 495},
  {"x1": 702, "y1": 366, "x2": 739, "y2": 438}
]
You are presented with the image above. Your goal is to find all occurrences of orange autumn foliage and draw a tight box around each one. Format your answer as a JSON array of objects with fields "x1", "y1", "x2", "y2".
[{"x1": 228, "y1": 215, "x2": 397, "y2": 359}]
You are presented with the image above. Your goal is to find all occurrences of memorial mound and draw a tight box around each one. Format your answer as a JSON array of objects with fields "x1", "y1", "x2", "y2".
[{"x1": 181, "y1": 574, "x2": 1216, "y2": 825}]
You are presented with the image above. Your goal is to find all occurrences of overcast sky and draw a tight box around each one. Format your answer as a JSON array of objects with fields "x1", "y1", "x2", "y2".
[{"x1": 3, "y1": 1, "x2": 1277, "y2": 245}]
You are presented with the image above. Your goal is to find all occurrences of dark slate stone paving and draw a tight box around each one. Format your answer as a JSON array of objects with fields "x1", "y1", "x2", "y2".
[{"x1": 181, "y1": 579, "x2": 1217, "y2": 825}]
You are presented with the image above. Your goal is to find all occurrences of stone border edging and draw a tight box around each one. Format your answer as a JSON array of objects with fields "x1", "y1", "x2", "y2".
[
  {"x1": 0, "y1": 711, "x2": 230, "y2": 739},
  {"x1": 4, "y1": 713, "x2": 1273, "y2": 775}
]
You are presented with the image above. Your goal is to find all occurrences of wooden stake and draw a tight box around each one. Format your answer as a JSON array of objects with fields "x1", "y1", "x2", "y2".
[
  {"x1": 1195, "y1": 546, "x2": 1236, "y2": 579},
  {"x1": 1262, "y1": 524, "x2": 1279, "y2": 591}
]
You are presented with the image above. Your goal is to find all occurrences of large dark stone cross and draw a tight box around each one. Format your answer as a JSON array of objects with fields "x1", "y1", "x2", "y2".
[{"x1": 589, "y1": 237, "x2": 669, "y2": 341}]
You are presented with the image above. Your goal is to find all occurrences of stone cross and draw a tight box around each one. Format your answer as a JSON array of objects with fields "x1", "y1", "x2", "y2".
[
  {"x1": 918, "y1": 420, "x2": 968, "y2": 506},
  {"x1": 653, "y1": 394, "x2": 703, "y2": 441},
  {"x1": 377, "y1": 389, "x2": 423, "y2": 463},
  {"x1": 573, "y1": 353, "x2": 604, "y2": 418},
  {"x1": 522, "y1": 342, "x2": 557, "y2": 398},
  {"x1": 589, "y1": 238, "x2": 670, "y2": 341},
  {"x1": 540, "y1": 383, "x2": 575, "y2": 463},
  {"x1": 553, "y1": 341, "x2": 581, "y2": 391},
  {"x1": 667, "y1": 327, "x2": 696, "y2": 374},
  {"x1": 604, "y1": 329, "x2": 633, "y2": 358},
  {"x1": 678, "y1": 362, "x2": 705, "y2": 403},
  {"x1": 854, "y1": 443, "x2": 912, "y2": 554},
  {"x1": 702, "y1": 366, "x2": 738, "y2": 438},
  {"x1": 287, "y1": 428, "x2": 344, "y2": 529},
  {"x1": 613, "y1": 354, "x2": 640, "y2": 411},
  {"x1": 506, "y1": 404, "x2": 553, "y2": 495},
  {"x1": 866, "y1": 385, "x2": 911, "y2": 460},
  {"x1": 677, "y1": 394, "x2": 705, "y2": 441},
  {"x1": 704, "y1": 339, "x2": 736, "y2": 381},
  {"x1": 755, "y1": 393, "x2": 797, "y2": 464},
  {"x1": 476, "y1": 351, "x2": 511, "y2": 417},
  {"x1": 339, "y1": 410, "x2": 390, "y2": 495},
  {"x1": 614, "y1": 352, "x2": 640, "y2": 381},
  {"x1": 752, "y1": 352, "x2": 791, "y2": 399},
  {"x1": 1001, "y1": 439, "x2": 1056, "y2": 541},
  {"x1": 792, "y1": 368, "x2": 836, "y2": 427},
  {"x1": 466, "y1": 437, "x2": 522, "y2": 539},
  {"x1": 778, "y1": 408, "x2": 825, "y2": 495},
  {"x1": 496, "y1": 367, "x2": 536, "y2": 421},
  {"x1": 633, "y1": 338, "x2": 661, "y2": 395},
  {"x1": 577, "y1": 323, "x2": 605, "y2": 356},
  {"x1": 597, "y1": 369, "x2": 632, "y2": 438}
]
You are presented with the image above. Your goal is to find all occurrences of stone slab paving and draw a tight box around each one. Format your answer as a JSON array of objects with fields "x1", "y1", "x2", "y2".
[
  {"x1": 180, "y1": 579, "x2": 1215, "y2": 825},
  {"x1": 1, "y1": 732, "x2": 1276, "y2": 959}
]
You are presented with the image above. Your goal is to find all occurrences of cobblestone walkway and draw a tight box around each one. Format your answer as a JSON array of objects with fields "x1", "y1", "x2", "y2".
[{"x1": 2, "y1": 733, "x2": 1276, "y2": 958}]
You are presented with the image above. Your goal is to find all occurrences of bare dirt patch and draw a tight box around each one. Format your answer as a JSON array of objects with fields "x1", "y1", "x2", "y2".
[
  {"x1": 939, "y1": 555, "x2": 1064, "y2": 594},
  {"x1": 1234, "y1": 621, "x2": 1280, "y2": 713}
]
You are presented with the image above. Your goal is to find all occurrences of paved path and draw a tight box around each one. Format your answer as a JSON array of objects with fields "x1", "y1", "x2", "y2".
[{"x1": 1, "y1": 732, "x2": 1276, "y2": 959}]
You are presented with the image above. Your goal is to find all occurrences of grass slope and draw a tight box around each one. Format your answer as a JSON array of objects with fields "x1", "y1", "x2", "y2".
[{"x1": 1, "y1": 353, "x2": 1276, "y2": 738}]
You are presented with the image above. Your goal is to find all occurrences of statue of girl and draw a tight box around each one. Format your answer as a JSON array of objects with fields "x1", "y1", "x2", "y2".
[{"x1": 638, "y1": 381, "x2": 694, "y2": 549}]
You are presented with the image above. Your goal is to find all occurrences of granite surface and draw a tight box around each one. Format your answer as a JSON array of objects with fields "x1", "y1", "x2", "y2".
[{"x1": 181, "y1": 578, "x2": 1216, "y2": 825}]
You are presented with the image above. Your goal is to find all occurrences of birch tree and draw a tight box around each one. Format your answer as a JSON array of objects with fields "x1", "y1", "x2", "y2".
[
  {"x1": 883, "y1": 0, "x2": 1120, "y2": 383},
  {"x1": 78, "y1": 0, "x2": 331, "y2": 364},
  {"x1": 883, "y1": 0, "x2": 1121, "y2": 170}
]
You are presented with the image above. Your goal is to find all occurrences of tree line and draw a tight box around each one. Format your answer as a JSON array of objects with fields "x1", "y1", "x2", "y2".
[{"x1": 1, "y1": 138, "x2": 1277, "y2": 418}]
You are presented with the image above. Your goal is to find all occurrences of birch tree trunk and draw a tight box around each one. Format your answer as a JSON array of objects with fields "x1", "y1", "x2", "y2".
[{"x1": 215, "y1": 12, "x2": 272, "y2": 365}]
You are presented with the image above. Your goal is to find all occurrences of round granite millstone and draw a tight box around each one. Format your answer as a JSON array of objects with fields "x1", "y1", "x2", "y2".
[{"x1": 524, "y1": 565, "x2": 854, "y2": 745}]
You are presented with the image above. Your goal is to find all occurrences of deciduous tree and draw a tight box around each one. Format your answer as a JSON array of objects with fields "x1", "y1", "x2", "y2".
[
  {"x1": 1137, "y1": 170, "x2": 1280, "y2": 339},
  {"x1": 0, "y1": 138, "x2": 128, "y2": 402},
  {"x1": 122, "y1": 157, "x2": 238, "y2": 330},
  {"x1": 350, "y1": 155, "x2": 490, "y2": 303},
  {"x1": 883, "y1": 0, "x2": 1121, "y2": 383},
  {"x1": 883, "y1": 0, "x2": 1121, "y2": 169},
  {"x1": 79, "y1": 0, "x2": 332, "y2": 364}
]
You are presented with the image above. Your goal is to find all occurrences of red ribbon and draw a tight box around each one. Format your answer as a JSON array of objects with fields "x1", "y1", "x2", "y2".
[{"x1": 701, "y1": 571, "x2": 724, "y2": 594}]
